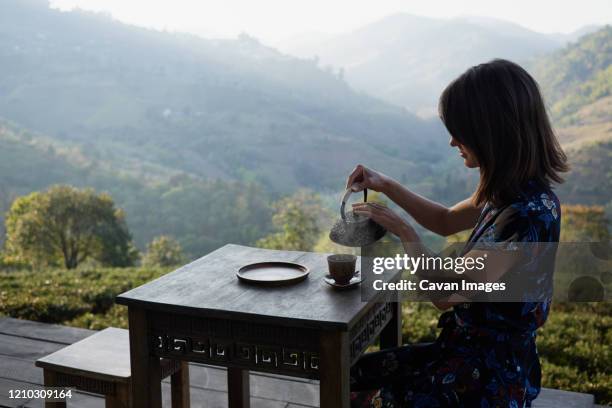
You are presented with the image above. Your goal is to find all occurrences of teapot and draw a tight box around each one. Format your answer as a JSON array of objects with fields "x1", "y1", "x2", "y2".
[{"x1": 329, "y1": 188, "x2": 386, "y2": 247}]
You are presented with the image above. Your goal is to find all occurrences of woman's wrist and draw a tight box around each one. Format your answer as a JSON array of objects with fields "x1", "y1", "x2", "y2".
[{"x1": 379, "y1": 175, "x2": 396, "y2": 195}]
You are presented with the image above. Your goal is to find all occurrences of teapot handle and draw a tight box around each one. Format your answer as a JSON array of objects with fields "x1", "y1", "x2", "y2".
[{"x1": 340, "y1": 188, "x2": 368, "y2": 220}]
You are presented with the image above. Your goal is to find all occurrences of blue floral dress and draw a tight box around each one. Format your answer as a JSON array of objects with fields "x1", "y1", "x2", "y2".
[{"x1": 350, "y1": 181, "x2": 561, "y2": 408}]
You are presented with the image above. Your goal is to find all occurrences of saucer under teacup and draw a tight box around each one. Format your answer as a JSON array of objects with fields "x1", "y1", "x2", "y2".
[{"x1": 324, "y1": 271, "x2": 362, "y2": 289}]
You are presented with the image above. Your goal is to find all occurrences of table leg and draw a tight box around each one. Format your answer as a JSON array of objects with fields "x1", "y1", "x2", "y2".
[
  {"x1": 227, "y1": 367, "x2": 250, "y2": 408},
  {"x1": 379, "y1": 302, "x2": 402, "y2": 349},
  {"x1": 171, "y1": 361, "x2": 191, "y2": 408},
  {"x1": 42, "y1": 370, "x2": 66, "y2": 408},
  {"x1": 128, "y1": 307, "x2": 162, "y2": 408},
  {"x1": 105, "y1": 383, "x2": 130, "y2": 408},
  {"x1": 319, "y1": 331, "x2": 350, "y2": 408}
]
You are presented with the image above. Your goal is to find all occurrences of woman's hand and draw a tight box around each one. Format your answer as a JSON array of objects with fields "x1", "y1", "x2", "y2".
[
  {"x1": 346, "y1": 164, "x2": 392, "y2": 193},
  {"x1": 352, "y1": 202, "x2": 415, "y2": 239}
]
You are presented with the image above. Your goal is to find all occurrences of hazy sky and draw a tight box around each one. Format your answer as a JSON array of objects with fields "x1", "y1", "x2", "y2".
[{"x1": 50, "y1": 0, "x2": 611, "y2": 45}]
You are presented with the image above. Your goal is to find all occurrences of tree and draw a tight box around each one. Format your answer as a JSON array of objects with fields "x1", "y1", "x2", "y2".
[
  {"x1": 257, "y1": 190, "x2": 331, "y2": 251},
  {"x1": 142, "y1": 235, "x2": 185, "y2": 267},
  {"x1": 4, "y1": 185, "x2": 137, "y2": 269}
]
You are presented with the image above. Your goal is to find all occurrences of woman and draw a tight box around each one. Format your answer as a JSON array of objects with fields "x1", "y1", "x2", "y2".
[{"x1": 347, "y1": 59, "x2": 568, "y2": 407}]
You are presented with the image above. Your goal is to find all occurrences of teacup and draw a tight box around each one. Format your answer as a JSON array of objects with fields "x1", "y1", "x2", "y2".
[{"x1": 327, "y1": 254, "x2": 357, "y2": 284}]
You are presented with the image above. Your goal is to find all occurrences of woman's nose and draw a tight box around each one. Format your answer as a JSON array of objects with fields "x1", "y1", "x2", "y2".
[{"x1": 449, "y1": 137, "x2": 457, "y2": 147}]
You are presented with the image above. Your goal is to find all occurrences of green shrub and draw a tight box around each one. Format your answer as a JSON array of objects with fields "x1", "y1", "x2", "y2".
[
  {"x1": 401, "y1": 302, "x2": 440, "y2": 343},
  {"x1": 541, "y1": 358, "x2": 612, "y2": 404},
  {"x1": 0, "y1": 267, "x2": 609, "y2": 405},
  {"x1": 67, "y1": 304, "x2": 129, "y2": 330},
  {"x1": 142, "y1": 235, "x2": 185, "y2": 267},
  {"x1": 0, "y1": 267, "x2": 169, "y2": 323}
]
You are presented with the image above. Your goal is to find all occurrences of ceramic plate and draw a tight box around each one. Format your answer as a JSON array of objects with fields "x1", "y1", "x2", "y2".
[{"x1": 237, "y1": 262, "x2": 309, "y2": 285}]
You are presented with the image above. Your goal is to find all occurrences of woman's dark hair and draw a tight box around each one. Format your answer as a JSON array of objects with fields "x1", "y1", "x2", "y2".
[{"x1": 438, "y1": 59, "x2": 568, "y2": 206}]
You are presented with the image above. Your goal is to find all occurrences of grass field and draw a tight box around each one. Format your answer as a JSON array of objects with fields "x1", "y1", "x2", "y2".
[{"x1": 1, "y1": 267, "x2": 610, "y2": 405}]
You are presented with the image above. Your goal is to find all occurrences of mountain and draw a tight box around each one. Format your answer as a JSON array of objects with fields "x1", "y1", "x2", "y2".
[
  {"x1": 0, "y1": 118, "x2": 274, "y2": 257},
  {"x1": 532, "y1": 27, "x2": 612, "y2": 206},
  {"x1": 548, "y1": 24, "x2": 603, "y2": 44},
  {"x1": 0, "y1": 0, "x2": 449, "y2": 195},
  {"x1": 282, "y1": 14, "x2": 599, "y2": 115},
  {"x1": 532, "y1": 26, "x2": 612, "y2": 126}
]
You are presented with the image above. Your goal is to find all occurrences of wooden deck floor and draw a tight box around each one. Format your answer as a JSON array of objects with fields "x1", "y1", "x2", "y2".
[{"x1": 0, "y1": 317, "x2": 598, "y2": 408}]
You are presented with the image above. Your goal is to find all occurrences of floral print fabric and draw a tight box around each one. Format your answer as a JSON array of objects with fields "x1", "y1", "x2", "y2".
[{"x1": 350, "y1": 181, "x2": 561, "y2": 407}]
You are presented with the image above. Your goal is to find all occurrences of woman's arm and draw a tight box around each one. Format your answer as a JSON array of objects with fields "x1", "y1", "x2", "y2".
[
  {"x1": 352, "y1": 202, "x2": 466, "y2": 310},
  {"x1": 353, "y1": 203, "x2": 464, "y2": 310},
  {"x1": 353, "y1": 204, "x2": 519, "y2": 311},
  {"x1": 346, "y1": 164, "x2": 481, "y2": 237},
  {"x1": 397, "y1": 224, "x2": 521, "y2": 310},
  {"x1": 382, "y1": 177, "x2": 481, "y2": 237},
  {"x1": 397, "y1": 224, "x2": 463, "y2": 310}
]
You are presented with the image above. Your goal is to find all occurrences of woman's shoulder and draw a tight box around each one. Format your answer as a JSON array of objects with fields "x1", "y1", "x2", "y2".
[
  {"x1": 488, "y1": 181, "x2": 561, "y2": 242},
  {"x1": 509, "y1": 181, "x2": 560, "y2": 218}
]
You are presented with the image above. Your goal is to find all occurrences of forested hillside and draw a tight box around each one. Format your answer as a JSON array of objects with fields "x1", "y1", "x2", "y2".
[
  {"x1": 561, "y1": 138, "x2": 612, "y2": 205},
  {"x1": 0, "y1": 0, "x2": 447, "y2": 194},
  {"x1": 0, "y1": 120, "x2": 273, "y2": 256},
  {"x1": 533, "y1": 26, "x2": 611, "y2": 126},
  {"x1": 532, "y1": 26, "x2": 612, "y2": 206}
]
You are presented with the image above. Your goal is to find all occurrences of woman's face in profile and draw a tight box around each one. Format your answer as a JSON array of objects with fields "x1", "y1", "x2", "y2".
[{"x1": 449, "y1": 136, "x2": 479, "y2": 168}]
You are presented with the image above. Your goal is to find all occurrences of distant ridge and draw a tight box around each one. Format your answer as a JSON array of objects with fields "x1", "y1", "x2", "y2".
[{"x1": 282, "y1": 13, "x2": 601, "y2": 114}]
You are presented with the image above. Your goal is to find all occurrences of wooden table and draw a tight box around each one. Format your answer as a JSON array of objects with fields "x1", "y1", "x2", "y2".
[{"x1": 116, "y1": 244, "x2": 402, "y2": 408}]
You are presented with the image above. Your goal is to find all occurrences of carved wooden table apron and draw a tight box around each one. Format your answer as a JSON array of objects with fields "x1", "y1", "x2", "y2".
[{"x1": 116, "y1": 244, "x2": 402, "y2": 408}]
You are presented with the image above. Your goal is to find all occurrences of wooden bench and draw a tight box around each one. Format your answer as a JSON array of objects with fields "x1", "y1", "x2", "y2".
[{"x1": 35, "y1": 327, "x2": 190, "y2": 408}]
